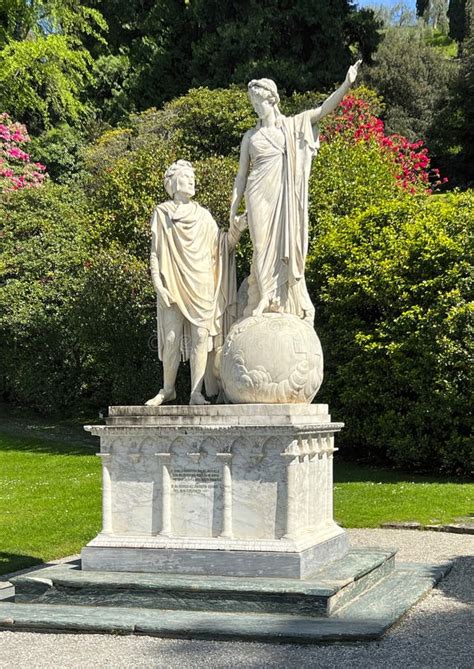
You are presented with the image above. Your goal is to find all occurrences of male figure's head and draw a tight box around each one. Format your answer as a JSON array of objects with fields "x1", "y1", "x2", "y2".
[{"x1": 164, "y1": 160, "x2": 195, "y2": 201}]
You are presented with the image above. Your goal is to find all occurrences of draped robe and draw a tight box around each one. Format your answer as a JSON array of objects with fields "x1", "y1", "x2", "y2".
[
  {"x1": 150, "y1": 200, "x2": 238, "y2": 361},
  {"x1": 244, "y1": 110, "x2": 319, "y2": 322}
]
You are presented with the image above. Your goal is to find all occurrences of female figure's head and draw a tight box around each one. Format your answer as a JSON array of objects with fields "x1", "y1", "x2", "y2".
[
  {"x1": 247, "y1": 79, "x2": 282, "y2": 127},
  {"x1": 164, "y1": 160, "x2": 195, "y2": 199}
]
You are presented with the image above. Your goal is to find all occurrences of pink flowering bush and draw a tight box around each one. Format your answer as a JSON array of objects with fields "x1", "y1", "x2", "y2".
[
  {"x1": 321, "y1": 95, "x2": 446, "y2": 193},
  {"x1": 0, "y1": 113, "x2": 47, "y2": 192}
]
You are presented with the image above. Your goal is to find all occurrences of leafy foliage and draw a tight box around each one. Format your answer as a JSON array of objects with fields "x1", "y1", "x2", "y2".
[
  {"x1": 0, "y1": 183, "x2": 91, "y2": 412},
  {"x1": 321, "y1": 94, "x2": 441, "y2": 193},
  {"x1": 28, "y1": 123, "x2": 86, "y2": 183},
  {"x1": 70, "y1": 245, "x2": 159, "y2": 408},
  {"x1": 79, "y1": 0, "x2": 381, "y2": 121},
  {"x1": 448, "y1": 0, "x2": 468, "y2": 42},
  {"x1": 162, "y1": 87, "x2": 255, "y2": 160},
  {"x1": 363, "y1": 26, "x2": 458, "y2": 144},
  {"x1": 186, "y1": 0, "x2": 381, "y2": 94},
  {"x1": 0, "y1": 1, "x2": 107, "y2": 133},
  {"x1": 308, "y1": 192, "x2": 473, "y2": 474},
  {"x1": 452, "y1": 25, "x2": 474, "y2": 184},
  {"x1": 0, "y1": 34, "x2": 93, "y2": 133}
]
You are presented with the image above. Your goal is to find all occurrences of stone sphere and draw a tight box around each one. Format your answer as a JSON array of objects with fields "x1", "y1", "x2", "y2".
[{"x1": 220, "y1": 313, "x2": 324, "y2": 404}]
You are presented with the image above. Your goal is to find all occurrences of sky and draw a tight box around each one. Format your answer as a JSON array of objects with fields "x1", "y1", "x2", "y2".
[{"x1": 356, "y1": 0, "x2": 416, "y2": 9}]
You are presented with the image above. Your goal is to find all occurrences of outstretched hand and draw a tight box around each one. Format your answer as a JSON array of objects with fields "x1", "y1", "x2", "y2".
[{"x1": 346, "y1": 59, "x2": 362, "y2": 86}]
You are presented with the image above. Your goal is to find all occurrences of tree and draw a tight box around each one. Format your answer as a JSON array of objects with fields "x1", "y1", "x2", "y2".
[
  {"x1": 363, "y1": 27, "x2": 458, "y2": 143},
  {"x1": 0, "y1": 35, "x2": 93, "y2": 132},
  {"x1": 416, "y1": 0, "x2": 431, "y2": 18},
  {"x1": 187, "y1": 0, "x2": 381, "y2": 94},
  {"x1": 80, "y1": 0, "x2": 382, "y2": 121},
  {"x1": 454, "y1": 26, "x2": 474, "y2": 181},
  {"x1": 448, "y1": 0, "x2": 468, "y2": 42},
  {"x1": 416, "y1": 0, "x2": 450, "y2": 31},
  {"x1": 0, "y1": 1, "x2": 107, "y2": 132}
]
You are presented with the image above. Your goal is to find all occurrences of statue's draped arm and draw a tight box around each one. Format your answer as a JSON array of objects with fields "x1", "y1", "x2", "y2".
[
  {"x1": 229, "y1": 130, "x2": 252, "y2": 225},
  {"x1": 150, "y1": 207, "x2": 173, "y2": 308}
]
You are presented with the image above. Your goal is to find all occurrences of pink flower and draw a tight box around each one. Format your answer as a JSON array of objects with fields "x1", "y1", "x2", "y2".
[{"x1": 7, "y1": 147, "x2": 29, "y2": 161}]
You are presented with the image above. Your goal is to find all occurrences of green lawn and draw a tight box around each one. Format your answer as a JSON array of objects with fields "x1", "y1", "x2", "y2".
[
  {"x1": 0, "y1": 426, "x2": 472, "y2": 576},
  {"x1": 0, "y1": 432, "x2": 101, "y2": 576},
  {"x1": 334, "y1": 462, "x2": 472, "y2": 528}
]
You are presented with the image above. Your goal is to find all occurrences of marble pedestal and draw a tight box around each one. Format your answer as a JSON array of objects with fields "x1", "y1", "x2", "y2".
[{"x1": 81, "y1": 404, "x2": 348, "y2": 579}]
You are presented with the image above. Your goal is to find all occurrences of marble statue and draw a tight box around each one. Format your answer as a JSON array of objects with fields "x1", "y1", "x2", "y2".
[
  {"x1": 146, "y1": 160, "x2": 246, "y2": 406},
  {"x1": 229, "y1": 60, "x2": 362, "y2": 322}
]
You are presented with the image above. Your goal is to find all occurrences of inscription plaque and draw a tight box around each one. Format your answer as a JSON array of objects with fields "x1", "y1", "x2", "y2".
[{"x1": 171, "y1": 468, "x2": 221, "y2": 493}]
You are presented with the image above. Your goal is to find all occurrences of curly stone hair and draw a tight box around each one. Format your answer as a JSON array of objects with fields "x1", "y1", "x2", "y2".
[{"x1": 163, "y1": 159, "x2": 194, "y2": 198}]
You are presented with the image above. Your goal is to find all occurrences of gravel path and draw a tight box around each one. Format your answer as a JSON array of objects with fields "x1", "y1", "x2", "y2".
[{"x1": 0, "y1": 529, "x2": 472, "y2": 669}]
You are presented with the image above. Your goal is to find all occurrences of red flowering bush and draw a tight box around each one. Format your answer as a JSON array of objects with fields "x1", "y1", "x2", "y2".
[
  {"x1": 0, "y1": 113, "x2": 47, "y2": 192},
  {"x1": 321, "y1": 95, "x2": 446, "y2": 193}
]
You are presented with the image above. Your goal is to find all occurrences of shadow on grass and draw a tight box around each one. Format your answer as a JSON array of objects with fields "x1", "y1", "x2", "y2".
[
  {"x1": 334, "y1": 460, "x2": 471, "y2": 485},
  {"x1": 0, "y1": 552, "x2": 44, "y2": 578},
  {"x1": 0, "y1": 432, "x2": 99, "y2": 457}
]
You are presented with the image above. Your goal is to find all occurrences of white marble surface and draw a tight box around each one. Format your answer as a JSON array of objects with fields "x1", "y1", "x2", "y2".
[
  {"x1": 83, "y1": 405, "x2": 346, "y2": 576},
  {"x1": 146, "y1": 160, "x2": 245, "y2": 406},
  {"x1": 229, "y1": 63, "x2": 361, "y2": 320},
  {"x1": 220, "y1": 313, "x2": 324, "y2": 404}
]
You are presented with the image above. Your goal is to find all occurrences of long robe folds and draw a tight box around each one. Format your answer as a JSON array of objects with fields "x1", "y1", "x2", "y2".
[
  {"x1": 245, "y1": 110, "x2": 319, "y2": 322},
  {"x1": 150, "y1": 200, "x2": 238, "y2": 362}
]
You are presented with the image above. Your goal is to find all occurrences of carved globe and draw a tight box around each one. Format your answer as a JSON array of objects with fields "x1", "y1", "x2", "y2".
[{"x1": 220, "y1": 313, "x2": 324, "y2": 404}]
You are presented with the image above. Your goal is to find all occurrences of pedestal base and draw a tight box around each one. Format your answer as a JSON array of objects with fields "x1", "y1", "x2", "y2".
[
  {"x1": 82, "y1": 404, "x2": 346, "y2": 579},
  {"x1": 82, "y1": 527, "x2": 348, "y2": 578}
]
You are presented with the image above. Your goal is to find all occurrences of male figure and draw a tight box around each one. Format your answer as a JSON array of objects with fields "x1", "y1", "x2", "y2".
[{"x1": 146, "y1": 160, "x2": 246, "y2": 406}]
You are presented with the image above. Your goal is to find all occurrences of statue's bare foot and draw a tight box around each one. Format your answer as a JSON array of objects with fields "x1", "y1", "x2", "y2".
[
  {"x1": 145, "y1": 389, "x2": 176, "y2": 406},
  {"x1": 189, "y1": 392, "x2": 210, "y2": 405},
  {"x1": 252, "y1": 296, "x2": 270, "y2": 317}
]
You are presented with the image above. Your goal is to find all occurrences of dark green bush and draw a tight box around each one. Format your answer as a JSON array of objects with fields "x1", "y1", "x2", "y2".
[
  {"x1": 0, "y1": 184, "x2": 91, "y2": 412},
  {"x1": 69, "y1": 244, "x2": 160, "y2": 408},
  {"x1": 308, "y1": 191, "x2": 473, "y2": 474}
]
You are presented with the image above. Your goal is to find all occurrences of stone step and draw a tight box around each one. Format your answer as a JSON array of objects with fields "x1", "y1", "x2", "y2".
[
  {"x1": 12, "y1": 548, "x2": 395, "y2": 617},
  {"x1": 0, "y1": 582, "x2": 14, "y2": 602},
  {"x1": 0, "y1": 562, "x2": 451, "y2": 643}
]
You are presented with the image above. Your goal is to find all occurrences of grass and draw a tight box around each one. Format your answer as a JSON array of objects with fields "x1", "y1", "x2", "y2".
[
  {"x1": 0, "y1": 432, "x2": 101, "y2": 576},
  {"x1": 334, "y1": 461, "x2": 473, "y2": 528},
  {"x1": 0, "y1": 407, "x2": 472, "y2": 576},
  {"x1": 425, "y1": 30, "x2": 458, "y2": 58}
]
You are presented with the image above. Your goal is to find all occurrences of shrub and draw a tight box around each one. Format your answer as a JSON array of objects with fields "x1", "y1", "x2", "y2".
[
  {"x1": 0, "y1": 183, "x2": 91, "y2": 412},
  {"x1": 308, "y1": 191, "x2": 473, "y2": 474},
  {"x1": 321, "y1": 94, "x2": 442, "y2": 193},
  {"x1": 0, "y1": 113, "x2": 47, "y2": 192},
  {"x1": 70, "y1": 245, "x2": 161, "y2": 408},
  {"x1": 29, "y1": 124, "x2": 86, "y2": 183},
  {"x1": 150, "y1": 86, "x2": 255, "y2": 160},
  {"x1": 3, "y1": 84, "x2": 469, "y2": 477},
  {"x1": 83, "y1": 139, "x2": 176, "y2": 257},
  {"x1": 308, "y1": 137, "x2": 410, "y2": 239}
]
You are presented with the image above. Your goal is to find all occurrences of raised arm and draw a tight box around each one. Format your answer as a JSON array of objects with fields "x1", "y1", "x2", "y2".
[
  {"x1": 307, "y1": 59, "x2": 362, "y2": 125},
  {"x1": 229, "y1": 130, "x2": 251, "y2": 226}
]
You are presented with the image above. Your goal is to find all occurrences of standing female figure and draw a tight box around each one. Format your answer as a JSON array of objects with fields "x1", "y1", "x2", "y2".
[{"x1": 230, "y1": 61, "x2": 361, "y2": 322}]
